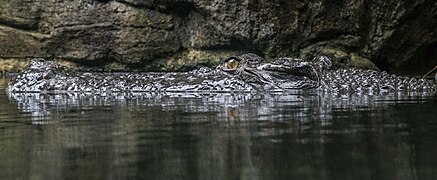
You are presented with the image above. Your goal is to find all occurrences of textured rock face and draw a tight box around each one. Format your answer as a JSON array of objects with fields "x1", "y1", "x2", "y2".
[{"x1": 0, "y1": 0, "x2": 436, "y2": 74}]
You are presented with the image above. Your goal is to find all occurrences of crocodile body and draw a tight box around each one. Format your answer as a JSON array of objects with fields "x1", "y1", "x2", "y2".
[{"x1": 7, "y1": 53, "x2": 436, "y2": 94}]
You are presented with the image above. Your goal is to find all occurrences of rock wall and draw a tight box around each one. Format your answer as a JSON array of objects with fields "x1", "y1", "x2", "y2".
[{"x1": 0, "y1": 0, "x2": 436, "y2": 74}]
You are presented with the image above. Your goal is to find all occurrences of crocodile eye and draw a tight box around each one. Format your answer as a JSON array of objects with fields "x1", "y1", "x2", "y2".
[{"x1": 226, "y1": 59, "x2": 239, "y2": 70}]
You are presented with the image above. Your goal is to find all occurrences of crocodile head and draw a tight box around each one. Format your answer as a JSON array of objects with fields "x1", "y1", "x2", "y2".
[{"x1": 217, "y1": 53, "x2": 332, "y2": 90}]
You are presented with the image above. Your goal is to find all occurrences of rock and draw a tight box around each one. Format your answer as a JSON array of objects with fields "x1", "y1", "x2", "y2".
[
  {"x1": 0, "y1": 58, "x2": 30, "y2": 73},
  {"x1": 0, "y1": 0, "x2": 436, "y2": 74}
]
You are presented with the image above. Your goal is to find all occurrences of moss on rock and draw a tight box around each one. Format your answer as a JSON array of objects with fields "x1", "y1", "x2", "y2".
[{"x1": 0, "y1": 58, "x2": 29, "y2": 72}]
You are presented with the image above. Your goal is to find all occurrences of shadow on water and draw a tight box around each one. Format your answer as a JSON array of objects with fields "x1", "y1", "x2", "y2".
[{"x1": 0, "y1": 78, "x2": 437, "y2": 180}]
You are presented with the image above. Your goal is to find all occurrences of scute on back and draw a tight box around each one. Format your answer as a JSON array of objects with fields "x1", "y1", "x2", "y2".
[{"x1": 6, "y1": 54, "x2": 436, "y2": 94}]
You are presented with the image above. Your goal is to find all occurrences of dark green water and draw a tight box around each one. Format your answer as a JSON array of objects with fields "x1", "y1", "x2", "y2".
[{"x1": 1, "y1": 78, "x2": 437, "y2": 180}]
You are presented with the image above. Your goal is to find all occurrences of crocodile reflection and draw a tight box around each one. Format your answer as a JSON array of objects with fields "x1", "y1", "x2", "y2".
[
  {"x1": 7, "y1": 53, "x2": 436, "y2": 93},
  {"x1": 7, "y1": 91, "x2": 432, "y2": 126}
]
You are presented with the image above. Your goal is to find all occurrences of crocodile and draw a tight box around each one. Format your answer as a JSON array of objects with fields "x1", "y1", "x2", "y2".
[{"x1": 6, "y1": 53, "x2": 436, "y2": 94}]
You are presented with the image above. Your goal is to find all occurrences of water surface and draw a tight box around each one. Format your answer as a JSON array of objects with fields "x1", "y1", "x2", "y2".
[{"x1": 1, "y1": 78, "x2": 436, "y2": 180}]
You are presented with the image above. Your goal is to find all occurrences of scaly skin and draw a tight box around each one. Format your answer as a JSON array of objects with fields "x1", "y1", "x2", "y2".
[{"x1": 7, "y1": 54, "x2": 436, "y2": 94}]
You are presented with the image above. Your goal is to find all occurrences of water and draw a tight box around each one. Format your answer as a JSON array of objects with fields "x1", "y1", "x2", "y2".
[{"x1": 0, "y1": 78, "x2": 436, "y2": 180}]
